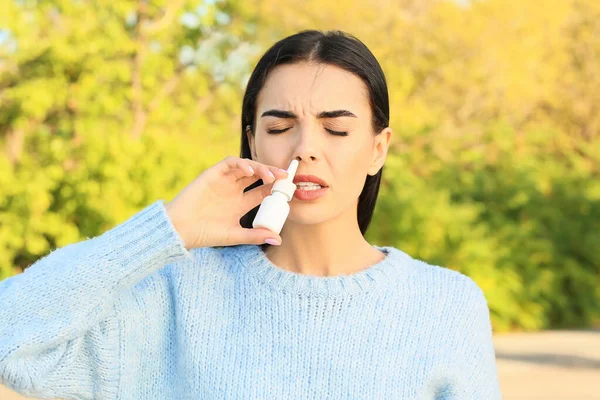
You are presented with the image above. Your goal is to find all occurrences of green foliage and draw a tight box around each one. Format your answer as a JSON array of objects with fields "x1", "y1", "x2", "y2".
[
  {"x1": 1, "y1": 0, "x2": 599, "y2": 332},
  {"x1": 0, "y1": 129, "x2": 213, "y2": 280},
  {"x1": 368, "y1": 121, "x2": 600, "y2": 332}
]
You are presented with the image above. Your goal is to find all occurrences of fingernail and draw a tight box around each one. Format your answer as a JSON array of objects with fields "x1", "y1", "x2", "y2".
[
  {"x1": 277, "y1": 168, "x2": 287, "y2": 173},
  {"x1": 268, "y1": 171, "x2": 275, "y2": 179},
  {"x1": 265, "y1": 238, "x2": 280, "y2": 246},
  {"x1": 248, "y1": 166, "x2": 255, "y2": 174}
]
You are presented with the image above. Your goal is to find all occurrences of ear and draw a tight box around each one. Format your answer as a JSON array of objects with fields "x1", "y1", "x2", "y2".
[
  {"x1": 367, "y1": 127, "x2": 392, "y2": 176},
  {"x1": 246, "y1": 125, "x2": 257, "y2": 160}
]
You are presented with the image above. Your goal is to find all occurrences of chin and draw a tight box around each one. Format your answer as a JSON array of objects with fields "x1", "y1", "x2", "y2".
[{"x1": 286, "y1": 211, "x2": 330, "y2": 226}]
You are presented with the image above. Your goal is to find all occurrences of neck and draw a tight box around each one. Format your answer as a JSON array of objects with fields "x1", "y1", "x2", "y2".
[{"x1": 263, "y1": 209, "x2": 385, "y2": 277}]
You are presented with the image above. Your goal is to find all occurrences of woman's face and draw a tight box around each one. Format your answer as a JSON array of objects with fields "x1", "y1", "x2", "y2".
[{"x1": 247, "y1": 61, "x2": 390, "y2": 226}]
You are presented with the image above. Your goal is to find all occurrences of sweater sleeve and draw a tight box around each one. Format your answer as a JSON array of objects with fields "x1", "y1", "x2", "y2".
[
  {"x1": 448, "y1": 283, "x2": 503, "y2": 400},
  {"x1": 0, "y1": 200, "x2": 192, "y2": 399}
]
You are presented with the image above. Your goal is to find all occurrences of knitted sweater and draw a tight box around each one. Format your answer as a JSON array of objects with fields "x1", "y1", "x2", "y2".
[{"x1": 0, "y1": 200, "x2": 502, "y2": 399}]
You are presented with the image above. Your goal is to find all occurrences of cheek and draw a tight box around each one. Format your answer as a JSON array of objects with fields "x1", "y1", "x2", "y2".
[
  {"x1": 254, "y1": 136, "x2": 283, "y2": 164},
  {"x1": 330, "y1": 147, "x2": 371, "y2": 195},
  {"x1": 331, "y1": 138, "x2": 371, "y2": 170}
]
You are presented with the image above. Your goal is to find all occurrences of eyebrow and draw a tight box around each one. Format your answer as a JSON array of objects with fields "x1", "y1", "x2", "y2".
[{"x1": 260, "y1": 109, "x2": 357, "y2": 119}]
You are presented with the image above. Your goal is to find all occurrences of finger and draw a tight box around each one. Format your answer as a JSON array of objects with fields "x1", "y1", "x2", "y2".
[
  {"x1": 227, "y1": 226, "x2": 282, "y2": 246},
  {"x1": 223, "y1": 158, "x2": 288, "y2": 183},
  {"x1": 242, "y1": 159, "x2": 289, "y2": 183},
  {"x1": 233, "y1": 170, "x2": 284, "y2": 187},
  {"x1": 222, "y1": 157, "x2": 256, "y2": 180},
  {"x1": 265, "y1": 164, "x2": 289, "y2": 180},
  {"x1": 247, "y1": 163, "x2": 279, "y2": 184},
  {"x1": 220, "y1": 156, "x2": 247, "y2": 174}
]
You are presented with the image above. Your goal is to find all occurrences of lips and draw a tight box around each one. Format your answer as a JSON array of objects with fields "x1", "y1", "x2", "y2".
[
  {"x1": 294, "y1": 186, "x2": 328, "y2": 201},
  {"x1": 293, "y1": 174, "x2": 329, "y2": 187}
]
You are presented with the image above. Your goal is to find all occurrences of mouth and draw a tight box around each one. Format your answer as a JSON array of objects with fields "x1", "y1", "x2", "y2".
[
  {"x1": 293, "y1": 185, "x2": 328, "y2": 201},
  {"x1": 294, "y1": 183, "x2": 326, "y2": 191},
  {"x1": 292, "y1": 174, "x2": 329, "y2": 187}
]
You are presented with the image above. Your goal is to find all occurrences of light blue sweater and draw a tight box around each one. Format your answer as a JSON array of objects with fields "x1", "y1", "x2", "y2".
[{"x1": 0, "y1": 200, "x2": 502, "y2": 399}]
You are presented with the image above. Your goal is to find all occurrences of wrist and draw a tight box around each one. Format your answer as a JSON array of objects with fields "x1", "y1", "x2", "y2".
[{"x1": 165, "y1": 202, "x2": 192, "y2": 250}]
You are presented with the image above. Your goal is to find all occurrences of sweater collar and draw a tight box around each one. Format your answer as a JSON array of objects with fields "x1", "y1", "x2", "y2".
[{"x1": 230, "y1": 244, "x2": 413, "y2": 296}]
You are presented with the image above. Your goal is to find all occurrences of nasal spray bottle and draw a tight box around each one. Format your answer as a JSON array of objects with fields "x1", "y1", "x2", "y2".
[{"x1": 252, "y1": 159, "x2": 299, "y2": 235}]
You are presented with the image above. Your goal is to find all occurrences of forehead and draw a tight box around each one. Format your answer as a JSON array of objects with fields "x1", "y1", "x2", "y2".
[{"x1": 256, "y1": 62, "x2": 369, "y2": 117}]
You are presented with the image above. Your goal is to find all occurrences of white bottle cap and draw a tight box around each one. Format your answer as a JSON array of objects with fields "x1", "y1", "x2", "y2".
[{"x1": 271, "y1": 159, "x2": 298, "y2": 201}]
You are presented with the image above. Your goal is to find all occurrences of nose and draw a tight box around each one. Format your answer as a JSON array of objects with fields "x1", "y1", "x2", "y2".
[
  {"x1": 294, "y1": 154, "x2": 316, "y2": 163},
  {"x1": 293, "y1": 126, "x2": 321, "y2": 164}
]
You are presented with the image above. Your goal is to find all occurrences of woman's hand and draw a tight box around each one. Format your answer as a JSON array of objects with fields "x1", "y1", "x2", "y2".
[{"x1": 165, "y1": 156, "x2": 289, "y2": 249}]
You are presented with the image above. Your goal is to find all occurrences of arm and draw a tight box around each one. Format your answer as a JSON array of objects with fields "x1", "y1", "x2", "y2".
[
  {"x1": 0, "y1": 200, "x2": 192, "y2": 399},
  {"x1": 447, "y1": 284, "x2": 503, "y2": 400}
]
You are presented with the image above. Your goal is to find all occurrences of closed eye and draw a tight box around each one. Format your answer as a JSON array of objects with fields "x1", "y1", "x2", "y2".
[
  {"x1": 266, "y1": 128, "x2": 348, "y2": 136},
  {"x1": 266, "y1": 128, "x2": 290, "y2": 134},
  {"x1": 326, "y1": 128, "x2": 348, "y2": 136}
]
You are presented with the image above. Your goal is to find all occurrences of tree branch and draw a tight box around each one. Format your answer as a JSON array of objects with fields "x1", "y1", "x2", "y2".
[
  {"x1": 131, "y1": 0, "x2": 149, "y2": 140},
  {"x1": 141, "y1": 0, "x2": 186, "y2": 35}
]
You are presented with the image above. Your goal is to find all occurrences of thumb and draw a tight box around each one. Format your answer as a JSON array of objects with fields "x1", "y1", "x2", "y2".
[{"x1": 227, "y1": 226, "x2": 282, "y2": 246}]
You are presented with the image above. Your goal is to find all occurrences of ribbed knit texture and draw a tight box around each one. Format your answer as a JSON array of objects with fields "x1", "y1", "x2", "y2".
[{"x1": 0, "y1": 200, "x2": 502, "y2": 399}]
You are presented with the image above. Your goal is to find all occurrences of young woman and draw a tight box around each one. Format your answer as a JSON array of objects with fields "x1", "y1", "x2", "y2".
[{"x1": 0, "y1": 30, "x2": 502, "y2": 399}]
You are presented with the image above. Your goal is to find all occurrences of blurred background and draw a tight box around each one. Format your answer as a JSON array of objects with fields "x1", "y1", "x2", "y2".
[{"x1": 0, "y1": 0, "x2": 598, "y2": 398}]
